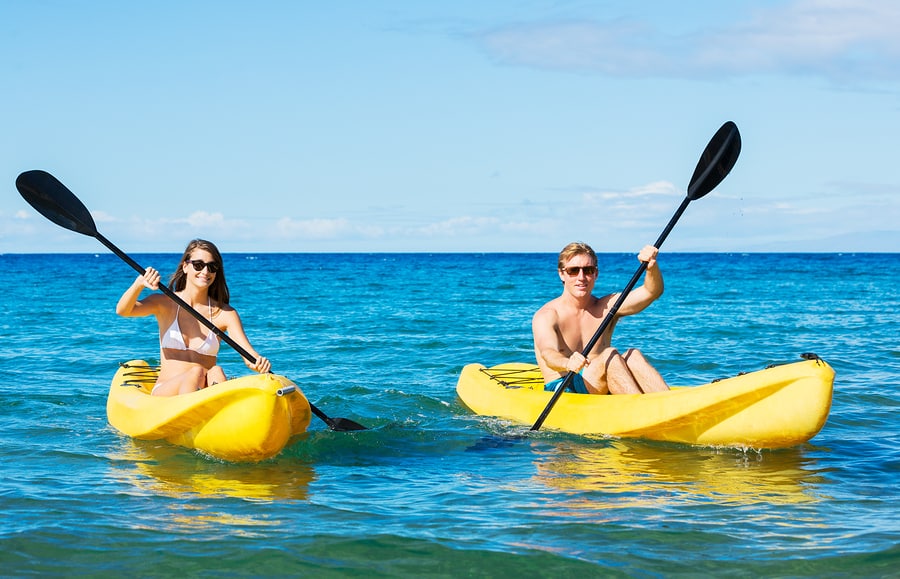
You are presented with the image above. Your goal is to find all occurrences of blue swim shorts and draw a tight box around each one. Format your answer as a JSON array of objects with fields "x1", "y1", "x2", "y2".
[{"x1": 544, "y1": 373, "x2": 589, "y2": 394}]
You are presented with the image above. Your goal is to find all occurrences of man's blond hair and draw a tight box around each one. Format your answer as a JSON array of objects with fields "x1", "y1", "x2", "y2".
[{"x1": 557, "y1": 242, "x2": 597, "y2": 270}]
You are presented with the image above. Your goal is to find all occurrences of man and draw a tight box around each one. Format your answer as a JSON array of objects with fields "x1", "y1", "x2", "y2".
[{"x1": 532, "y1": 242, "x2": 669, "y2": 395}]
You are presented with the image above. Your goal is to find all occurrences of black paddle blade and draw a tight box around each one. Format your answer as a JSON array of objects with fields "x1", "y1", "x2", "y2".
[
  {"x1": 16, "y1": 170, "x2": 99, "y2": 237},
  {"x1": 686, "y1": 121, "x2": 741, "y2": 201},
  {"x1": 309, "y1": 401, "x2": 368, "y2": 431},
  {"x1": 330, "y1": 417, "x2": 368, "y2": 432}
]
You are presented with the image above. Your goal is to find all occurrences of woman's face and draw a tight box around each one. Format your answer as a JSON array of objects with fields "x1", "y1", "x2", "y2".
[{"x1": 182, "y1": 249, "x2": 219, "y2": 289}]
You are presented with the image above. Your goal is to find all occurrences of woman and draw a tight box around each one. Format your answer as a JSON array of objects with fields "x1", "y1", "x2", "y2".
[{"x1": 116, "y1": 239, "x2": 271, "y2": 396}]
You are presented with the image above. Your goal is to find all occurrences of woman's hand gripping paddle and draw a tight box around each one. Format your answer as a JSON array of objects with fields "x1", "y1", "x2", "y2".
[
  {"x1": 15, "y1": 170, "x2": 367, "y2": 432},
  {"x1": 530, "y1": 121, "x2": 742, "y2": 431}
]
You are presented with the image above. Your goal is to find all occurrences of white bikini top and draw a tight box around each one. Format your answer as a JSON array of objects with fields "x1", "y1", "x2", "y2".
[{"x1": 160, "y1": 301, "x2": 220, "y2": 357}]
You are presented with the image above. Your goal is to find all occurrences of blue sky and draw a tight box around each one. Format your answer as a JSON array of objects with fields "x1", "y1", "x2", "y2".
[{"x1": 2, "y1": 1, "x2": 898, "y2": 253}]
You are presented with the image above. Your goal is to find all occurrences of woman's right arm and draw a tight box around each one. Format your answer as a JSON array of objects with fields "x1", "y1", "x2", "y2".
[{"x1": 116, "y1": 267, "x2": 161, "y2": 317}]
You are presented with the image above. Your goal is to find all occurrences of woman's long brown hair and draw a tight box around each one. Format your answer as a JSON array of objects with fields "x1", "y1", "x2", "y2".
[{"x1": 168, "y1": 239, "x2": 230, "y2": 305}]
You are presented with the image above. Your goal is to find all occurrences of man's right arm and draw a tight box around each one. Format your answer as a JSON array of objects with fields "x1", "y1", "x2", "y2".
[{"x1": 532, "y1": 308, "x2": 586, "y2": 374}]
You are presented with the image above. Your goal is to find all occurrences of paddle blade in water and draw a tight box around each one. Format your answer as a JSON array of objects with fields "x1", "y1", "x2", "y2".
[
  {"x1": 16, "y1": 170, "x2": 99, "y2": 237},
  {"x1": 687, "y1": 121, "x2": 741, "y2": 200},
  {"x1": 330, "y1": 418, "x2": 369, "y2": 432},
  {"x1": 309, "y1": 401, "x2": 368, "y2": 431}
]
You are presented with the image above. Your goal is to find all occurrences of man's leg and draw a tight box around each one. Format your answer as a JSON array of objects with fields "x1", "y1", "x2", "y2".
[
  {"x1": 622, "y1": 349, "x2": 669, "y2": 393},
  {"x1": 584, "y1": 348, "x2": 643, "y2": 394}
]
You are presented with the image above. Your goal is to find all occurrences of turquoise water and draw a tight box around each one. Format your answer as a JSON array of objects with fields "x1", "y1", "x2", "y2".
[{"x1": 1, "y1": 252, "x2": 897, "y2": 577}]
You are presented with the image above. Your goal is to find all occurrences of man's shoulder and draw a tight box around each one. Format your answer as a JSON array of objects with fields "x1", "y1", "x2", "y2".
[
  {"x1": 538, "y1": 295, "x2": 566, "y2": 310},
  {"x1": 533, "y1": 298, "x2": 562, "y2": 321}
]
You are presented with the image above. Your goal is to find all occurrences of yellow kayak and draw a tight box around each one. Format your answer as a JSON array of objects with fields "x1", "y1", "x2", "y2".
[
  {"x1": 107, "y1": 361, "x2": 312, "y2": 462},
  {"x1": 456, "y1": 356, "x2": 834, "y2": 449}
]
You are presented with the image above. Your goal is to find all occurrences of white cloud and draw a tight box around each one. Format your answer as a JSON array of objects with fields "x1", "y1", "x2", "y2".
[
  {"x1": 479, "y1": 0, "x2": 900, "y2": 83},
  {"x1": 415, "y1": 216, "x2": 500, "y2": 237},
  {"x1": 276, "y1": 217, "x2": 348, "y2": 239},
  {"x1": 91, "y1": 210, "x2": 116, "y2": 224},
  {"x1": 581, "y1": 181, "x2": 681, "y2": 203},
  {"x1": 739, "y1": 200, "x2": 831, "y2": 216},
  {"x1": 184, "y1": 211, "x2": 227, "y2": 228}
]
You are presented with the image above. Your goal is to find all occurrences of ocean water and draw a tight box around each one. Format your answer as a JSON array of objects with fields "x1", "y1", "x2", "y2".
[{"x1": 0, "y1": 252, "x2": 897, "y2": 577}]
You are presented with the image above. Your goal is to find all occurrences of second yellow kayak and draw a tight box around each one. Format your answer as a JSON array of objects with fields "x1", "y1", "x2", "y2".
[{"x1": 456, "y1": 356, "x2": 834, "y2": 449}]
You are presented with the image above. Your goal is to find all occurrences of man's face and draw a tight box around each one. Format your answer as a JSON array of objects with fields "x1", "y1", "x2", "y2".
[{"x1": 559, "y1": 254, "x2": 598, "y2": 297}]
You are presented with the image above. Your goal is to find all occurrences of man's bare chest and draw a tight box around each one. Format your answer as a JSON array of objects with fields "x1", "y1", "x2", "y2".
[{"x1": 556, "y1": 307, "x2": 614, "y2": 352}]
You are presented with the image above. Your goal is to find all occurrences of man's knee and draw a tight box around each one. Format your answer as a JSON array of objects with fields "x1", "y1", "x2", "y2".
[
  {"x1": 597, "y1": 347, "x2": 621, "y2": 364},
  {"x1": 622, "y1": 348, "x2": 646, "y2": 362}
]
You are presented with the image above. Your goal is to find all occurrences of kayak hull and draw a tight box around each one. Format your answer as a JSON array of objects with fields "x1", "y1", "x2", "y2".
[
  {"x1": 456, "y1": 358, "x2": 834, "y2": 449},
  {"x1": 107, "y1": 361, "x2": 312, "y2": 462}
]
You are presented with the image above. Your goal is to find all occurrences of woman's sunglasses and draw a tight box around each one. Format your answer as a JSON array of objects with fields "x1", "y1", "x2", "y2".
[
  {"x1": 561, "y1": 266, "x2": 597, "y2": 276},
  {"x1": 188, "y1": 259, "x2": 220, "y2": 273}
]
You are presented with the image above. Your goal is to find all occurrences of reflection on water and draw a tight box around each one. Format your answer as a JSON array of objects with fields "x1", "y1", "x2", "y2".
[
  {"x1": 108, "y1": 439, "x2": 316, "y2": 502},
  {"x1": 532, "y1": 438, "x2": 828, "y2": 510}
]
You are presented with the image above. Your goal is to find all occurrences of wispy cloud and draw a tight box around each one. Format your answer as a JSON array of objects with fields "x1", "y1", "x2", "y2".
[
  {"x1": 5, "y1": 175, "x2": 896, "y2": 252},
  {"x1": 91, "y1": 211, "x2": 116, "y2": 224},
  {"x1": 580, "y1": 181, "x2": 681, "y2": 203},
  {"x1": 414, "y1": 216, "x2": 500, "y2": 237},
  {"x1": 478, "y1": 0, "x2": 900, "y2": 84},
  {"x1": 184, "y1": 211, "x2": 228, "y2": 228},
  {"x1": 276, "y1": 217, "x2": 352, "y2": 239}
]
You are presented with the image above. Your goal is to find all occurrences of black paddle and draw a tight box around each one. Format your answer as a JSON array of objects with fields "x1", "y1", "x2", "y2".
[
  {"x1": 531, "y1": 121, "x2": 742, "y2": 431},
  {"x1": 15, "y1": 169, "x2": 367, "y2": 432}
]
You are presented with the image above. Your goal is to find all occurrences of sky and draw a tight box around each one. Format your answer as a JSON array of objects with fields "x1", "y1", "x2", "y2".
[{"x1": 2, "y1": 0, "x2": 899, "y2": 253}]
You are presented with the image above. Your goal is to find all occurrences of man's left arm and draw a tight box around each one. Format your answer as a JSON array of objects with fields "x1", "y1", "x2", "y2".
[{"x1": 618, "y1": 245, "x2": 663, "y2": 316}]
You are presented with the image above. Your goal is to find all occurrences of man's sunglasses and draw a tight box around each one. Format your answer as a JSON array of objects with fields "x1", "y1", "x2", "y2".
[
  {"x1": 561, "y1": 266, "x2": 597, "y2": 276},
  {"x1": 188, "y1": 259, "x2": 220, "y2": 273}
]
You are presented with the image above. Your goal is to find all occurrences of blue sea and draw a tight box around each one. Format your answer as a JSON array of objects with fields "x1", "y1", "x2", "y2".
[{"x1": 1, "y1": 252, "x2": 897, "y2": 577}]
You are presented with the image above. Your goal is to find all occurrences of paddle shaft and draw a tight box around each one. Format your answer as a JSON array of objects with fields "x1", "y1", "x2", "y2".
[{"x1": 530, "y1": 197, "x2": 690, "y2": 431}]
